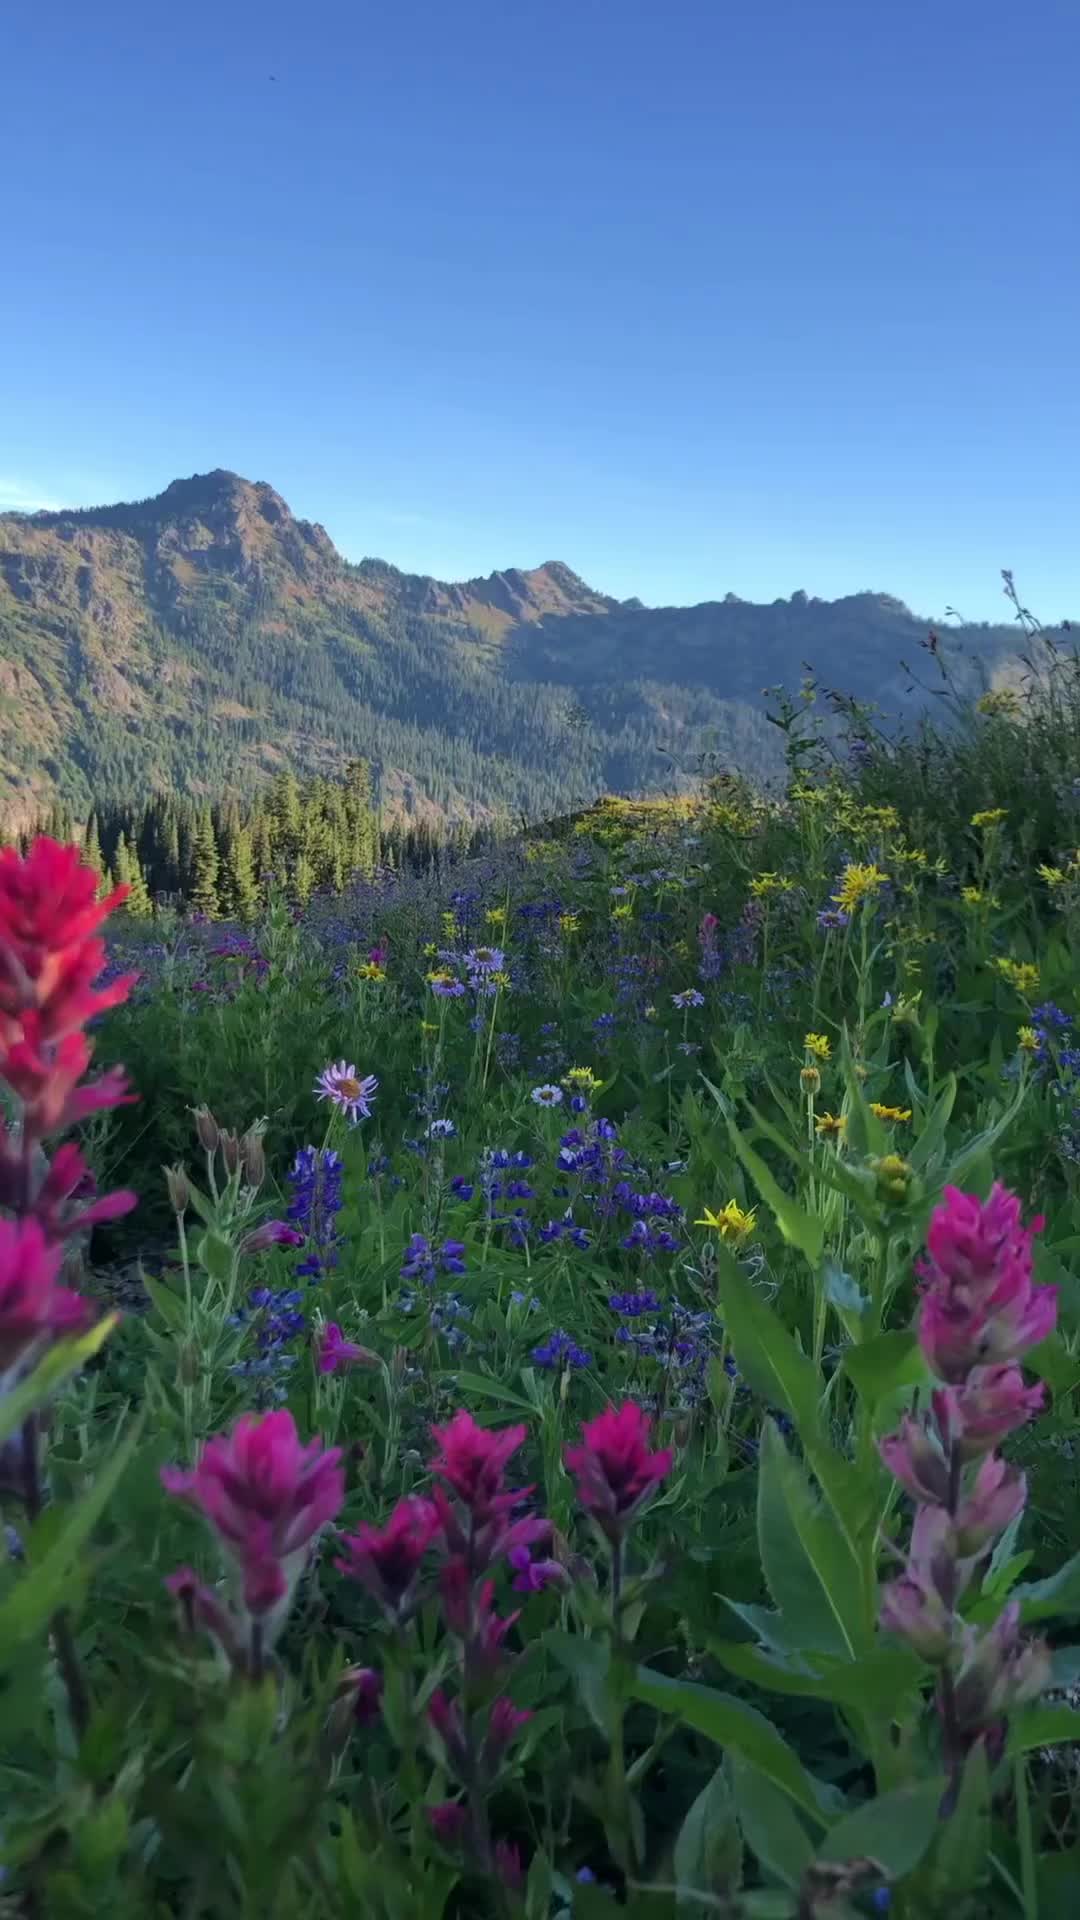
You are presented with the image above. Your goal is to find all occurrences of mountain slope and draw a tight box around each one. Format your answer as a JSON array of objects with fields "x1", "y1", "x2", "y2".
[{"x1": 0, "y1": 469, "x2": 1037, "y2": 828}]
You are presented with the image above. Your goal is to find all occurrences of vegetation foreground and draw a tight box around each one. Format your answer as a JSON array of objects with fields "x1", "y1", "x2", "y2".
[{"x1": 6, "y1": 661, "x2": 1080, "y2": 1917}]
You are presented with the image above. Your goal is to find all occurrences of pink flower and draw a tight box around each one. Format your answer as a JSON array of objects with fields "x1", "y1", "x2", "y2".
[
  {"x1": 952, "y1": 1454, "x2": 1026, "y2": 1556},
  {"x1": 29, "y1": 1140, "x2": 137, "y2": 1241},
  {"x1": 316, "y1": 1322, "x2": 379, "y2": 1374},
  {"x1": 0, "y1": 1214, "x2": 93, "y2": 1369},
  {"x1": 916, "y1": 1184, "x2": 1055, "y2": 1381},
  {"x1": 494, "y1": 1841, "x2": 525, "y2": 1892},
  {"x1": 164, "y1": 1565, "x2": 236, "y2": 1657},
  {"x1": 339, "y1": 1665, "x2": 384, "y2": 1727},
  {"x1": 2, "y1": 1024, "x2": 134, "y2": 1135},
  {"x1": 239, "y1": 1220, "x2": 306, "y2": 1255},
  {"x1": 952, "y1": 1601, "x2": 1052, "y2": 1731},
  {"x1": 564, "y1": 1401, "x2": 673, "y2": 1539},
  {"x1": 0, "y1": 837, "x2": 137, "y2": 1045},
  {"x1": 314, "y1": 1061, "x2": 378, "y2": 1124},
  {"x1": 879, "y1": 1415, "x2": 950, "y2": 1505},
  {"x1": 336, "y1": 1495, "x2": 442, "y2": 1618},
  {"x1": 439, "y1": 1564, "x2": 519, "y2": 1678},
  {"x1": 879, "y1": 1506, "x2": 963, "y2": 1662},
  {"x1": 427, "y1": 1802, "x2": 469, "y2": 1848},
  {"x1": 430, "y1": 1409, "x2": 527, "y2": 1512},
  {"x1": 484, "y1": 1696, "x2": 532, "y2": 1767},
  {"x1": 933, "y1": 1365, "x2": 1046, "y2": 1460},
  {"x1": 427, "y1": 1690, "x2": 469, "y2": 1772},
  {"x1": 161, "y1": 1411, "x2": 344, "y2": 1596},
  {"x1": 508, "y1": 1542, "x2": 568, "y2": 1592}
]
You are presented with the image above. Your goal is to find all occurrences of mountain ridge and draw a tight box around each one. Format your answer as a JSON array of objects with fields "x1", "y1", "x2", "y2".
[{"x1": 0, "y1": 469, "x2": 1048, "y2": 831}]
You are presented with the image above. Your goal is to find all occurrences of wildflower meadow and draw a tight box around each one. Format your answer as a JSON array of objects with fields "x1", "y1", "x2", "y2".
[{"x1": 7, "y1": 647, "x2": 1080, "y2": 1919}]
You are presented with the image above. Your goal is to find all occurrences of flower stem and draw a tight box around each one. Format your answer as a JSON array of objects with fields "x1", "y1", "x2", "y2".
[{"x1": 20, "y1": 1416, "x2": 91, "y2": 1741}]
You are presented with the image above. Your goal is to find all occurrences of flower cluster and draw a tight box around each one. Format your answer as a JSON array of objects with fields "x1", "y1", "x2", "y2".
[
  {"x1": 287, "y1": 1146, "x2": 345, "y2": 1281},
  {"x1": 0, "y1": 839, "x2": 138, "y2": 1380},
  {"x1": 879, "y1": 1184, "x2": 1055, "y2": 1780}
]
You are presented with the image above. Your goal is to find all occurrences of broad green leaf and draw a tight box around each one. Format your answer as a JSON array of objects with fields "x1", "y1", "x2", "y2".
[
  {"x1": 940, "y1": 1077, "x2": 1028, "y2": 1191},
  {"x1": 1012, "y1": 1550, "x2": 1080, "y2": 1623},
  {"x1": 1007, "y1": 1705, "x2": 1080, "y2": 1754},
  {"x1": 711, "y1": 1637, "x2": 923, "y2": 1714},
  {"x1": 544, "y1": 1631, "x2": 612, "y2": 1737},
  {"x1": 195, "y1": 1231, "x2": 234, "y2": 1284},
  {"x1": 0, "y1": 1420, "x2": 142, "y2": 1664},
  {"x1": 630, "y1": 1667, "x2": 838, "y2": 1823},
  {"x1": 672, "y1": 1762, "x2": 742, "y2": 1908},
  {"x1": 729, "y1": 1756, "x2": 814, "y2": 1889},
  {"x1": 926, "y1": 1742, "x2": 989, "y2": 1903},
  {"x1": 142, "y1": 1276, "x2": 189, "y2": 1335},
  {"x1": 757, "y1": 1420, "x2": 866, "y2": 1657},
  {"x1": 714, "y1": 1249, "x2": 868, "y2": 1548},
  {"x1": 842, "y1": 1330, "x2": 930, "y2": 1410},
  {"x1": 449, "y1": 1372, "x2": 538, "y2": 1414},
  {"x1": 907, "y1": 1074, "x2": 958, "y2": 1171},
  {"x1": 725, "y1": 1123, "x2": 824, "y2": 1267},
  {"x1": 1026, "y1": 1332, "x2": 1080, "y2": 1401},
  {"x1": 0, "y1": 1316, "x2": 119, "y2": 1446},
  {"x1": 818, "y1": 1780, "x2": 944, "y2": 1877}
]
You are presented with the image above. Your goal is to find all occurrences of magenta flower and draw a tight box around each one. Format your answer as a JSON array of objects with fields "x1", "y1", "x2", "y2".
[
  {"x1": 933, "y1": 1365, "x2": 1046, "y2": 1460},
  {"x1": 952, "y1": 1454, "x2": 1027, "y2": 1556},
  {"x1": 429, "y1": 1409, "x2": 525, "y2": 1512},
  {"x1": 314, "y1": 1060, "x2": 378, "y2": 1124},
  {"x1": 879, "y1": 1507, "x2": 957, "y2": 1662},
  {"x1": 564, "y1": 1401, "x2": 673, "y2": 1540},
  {"x1": 161, "y1": 1411, "x2": 344, "y2": 1600},
  {"x1": 336, "y1": 1495, "x2": 442, "y2": 1618},
  {"x1": 916, "y1": 1183, "x2": 1055, "y2": 1381},
  {"x1": 239, "y1": 1219, "x2": 306, "y2": 1255},
  {"x1": 494, "y1": 1841, "x2": 526, "y2": 1892},
  {"x1": 427, "y1": 1689, "x2": 469, "y2": 1773},
  {"x1": 428, "y1": 1409, "x2": 547, "y2": 1571},
  {"x1": 952, "y1": 1600, "x2": 1052, "y2": 1730},
  {"x1": 484, "y1": 1696, "x2": 532, "y2": 1767},
  {"x1": 878, "y1": 1415, "x2": 950, "y2": 1506},
  {"x1": 427, "y1": 1802, "x2": 470, "y2": 1848},
  {"x1": 316, "y1": 1321, "x2": 379, "y2": 1374},
  {"x1": 0, "y1": 1214, "x2": 93, "y2": 1370},
  {"x1": 340, "y1": 1664, "x2": 384, "y2": 1727}
]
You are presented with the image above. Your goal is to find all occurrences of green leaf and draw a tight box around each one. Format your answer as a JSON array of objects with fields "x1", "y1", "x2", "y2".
[
  {"x1": 714, "y1": 1249, "x2": 868, "y2": 1549},
  {"x1": 630, "y1": 1667, "x2": 838, "y2": 1823},
  {"x1": 818, "y1": 1780, "x2": 945, "y2": 1878},
  {"x1": 710, "y1": 1637, "x2": 923, "y2": 1714},
  {"x1": 142, "y1": 1276, "x2": 189, "y2": 1335},
  {"x1": 842, "y1": 1331, "x2": 930, "y2": 1411},
  {"x1": 1012, "y1": 1551, "x2": 1080, "y2": 1623},
  {"x1": 1007, "y1": 1705, "x2": 1080, "y2": 1754},
  {"x1": 725, "y1": 1122, "x2": 824, "y2": 1267},
  {"x1": 195, "y1": 1231, "x2": 234, "y2": 1284},
  {"x1": 927, "y1": 1742, "x2": 990, "y2": 1902},
  {"x1": 940, "y1": 1076, "x2": 1028, "y2": 1191},
  {"x1": 449, "y1": 1372, "x2": 538, "y2": 1415},
  {"x1": 729, "y1": 1756, "x2": 814, "y2": 1889},
  {"x1": 0, "y1": 1419, "x2": 142, "y2": 1665},
  {"x1": 757, "y1": 1420, "x2": 866, "y2": 1657},
  {"x1": 672, "y1": 1762, "x2": 743, "y2": 1908},
  {"x1": 0, "y1": 1316, "x2": 120, "y2": 1446},
  {"x1": 545, "y1": 1632, "x2": 612, "y2": 1738},
  {"x1": 908, "y1": 1074, "x2": 958, "y2": 1172}
]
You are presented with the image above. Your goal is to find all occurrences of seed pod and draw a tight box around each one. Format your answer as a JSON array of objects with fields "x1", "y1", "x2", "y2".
[
  {"x1": 193, "y1": 1105, "x2": 220, "y2": 1154},
  {"x1": 165, "y1": 1164, "x2": 190, "y2": 1215}
]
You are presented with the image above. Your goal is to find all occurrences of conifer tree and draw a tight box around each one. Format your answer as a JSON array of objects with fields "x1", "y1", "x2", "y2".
[
  {"x1": 223, "y1": 824, "x2": 259, "y2": 921},
  {"x1": 190, "y1": 809, "x2": 220, "y2": 919}
]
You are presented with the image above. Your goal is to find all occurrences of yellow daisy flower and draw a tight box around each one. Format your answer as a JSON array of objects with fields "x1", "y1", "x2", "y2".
[
  {"x1": 869, "y1": 1103, "x2": 912, "y2": 1123},
  {"x1": 803, "y1": 1032, "x2": 831, "y2": 1061},
  {"x1": 815, "y1": 1111, "x2": 848, "y2": 1139},
  {"x1": 695, "y1": 1201, "x2": 757, "y2": 1244}
]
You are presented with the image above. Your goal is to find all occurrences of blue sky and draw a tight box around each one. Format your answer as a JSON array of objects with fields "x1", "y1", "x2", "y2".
[{"x1": 2, "y1": 0, "x2": 1077, "y2": 620}]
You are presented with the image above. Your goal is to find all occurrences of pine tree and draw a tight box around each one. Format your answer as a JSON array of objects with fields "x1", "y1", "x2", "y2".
[
  {"x1": 190, "y1": 809, "x2": 220, "y2": 919},
  {"x1": 223, "y1": 825, "x2": 259, "y2": 921}
]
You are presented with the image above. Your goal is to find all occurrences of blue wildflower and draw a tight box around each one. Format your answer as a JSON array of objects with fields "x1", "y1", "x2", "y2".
[{"x1": 532, "y1": 1330, "x2": 592, "y2": 1369}]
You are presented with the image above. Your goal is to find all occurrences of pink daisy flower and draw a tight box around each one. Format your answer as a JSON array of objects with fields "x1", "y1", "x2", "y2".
[{"x1": 314, "y1": 1060, "x2": 378, "y2": 1124}]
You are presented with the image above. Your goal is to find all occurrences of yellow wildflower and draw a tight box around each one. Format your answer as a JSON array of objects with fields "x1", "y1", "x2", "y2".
[
  {"x1": 870, "y1": 1103, "x2": 912, "y2": 1123},
  {"x1": 696, "y1": 1201, "x2": 757, "y2": 1244},
  {"x1": 485, "y1": 906, "x2": 508, "y2": 928},
  {"x1": 562, "y1": 1067, "x2": 602, "y2": 1094},
  {"x1": 800, "y1": 1065, "x2": 821, "y2": 1096},
  {"x1": 441, "y1": 912, "x2": 461, "y2": 940},
  {"x1": 971, "y1": 808, "x2": 1008, "y2": 829},
  {"x1": 426, "y1": 969, "x2": 455, "y2": 987},
  {"x1": 355, "y1": 961, "x2": 386, "y2": 982},
  {"x1": 803, "y1": 1032, "x2": 831, "y2": 1061},
  {"x1": 422, "y1": 942, "x2": 438, "y2": 957},
  {"x1": 976, "y1": 689, "x2": 1021, "y2": 718},
  {"x1": 833, "y1": 864, "x2": 888, "y2": 913},
  {"x1": 1017, "y1": 1026, "x2": 1039, "y2": 1052},
  {"x1": 815, "y1": 1111, "x2": 848, "y2": 1139},
  {"x1": 961, "y1": 887, "x2": 1000, "y2": 908},
  {"x1": 488, "y1": 970, "x2": 511, "y2": 990},
  {"x1": 612, "y1": 902, "x2": 633, "y2": 921},
  {"x1": 558, "y1": 913, "x2": 580, "y2": 934},
  {"x1": 993, "y1": 957, "x2": 1040, "y2": 995},
  {"x1": 750, "y1": 872, "x2": 794, "y2": 898},
  {"x1": 1038, "y1": 865, "x2": 1065, "y2": 887}
]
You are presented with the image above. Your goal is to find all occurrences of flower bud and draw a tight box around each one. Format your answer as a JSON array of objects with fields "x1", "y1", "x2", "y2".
[
  {"x1": 165, "y1": 1163, "x2": 190, "y2": 1216},
  {"x1": 879, "y1": 1415, "x2": 950, "y2": 1505},
  {"x1": 240, "y1": 1129, "x2": 266, "y2": 1189},
  {"x1": 219, "y1": 1130, "x2": 241, "y2": 1176},
  {"x1": 953, "y1": 1454, "x2": 1026, "y2": 1556},
  {"x1": 872, "y1": 1153, "x2": 914, "y2": 1208},
  {"x1": 800, "y1": 1065, "x2": 821, "y2": 1096},
  {"x1": 193, "y1": 1105, "x2": 220, "y2": 1154},
  {"x1": 240, "y1": 1220, "x2": 305, "y2": 1256}
]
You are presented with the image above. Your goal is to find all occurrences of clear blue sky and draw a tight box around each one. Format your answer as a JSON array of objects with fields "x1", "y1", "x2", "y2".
[{"x1": 2, "y1": 0, "x2": 1077, "y2": 621}]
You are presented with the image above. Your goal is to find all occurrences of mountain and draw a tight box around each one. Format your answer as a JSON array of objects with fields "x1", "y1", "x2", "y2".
[{"x1": 0, "y1": 469, "x2": 1038, "y2": 829}]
